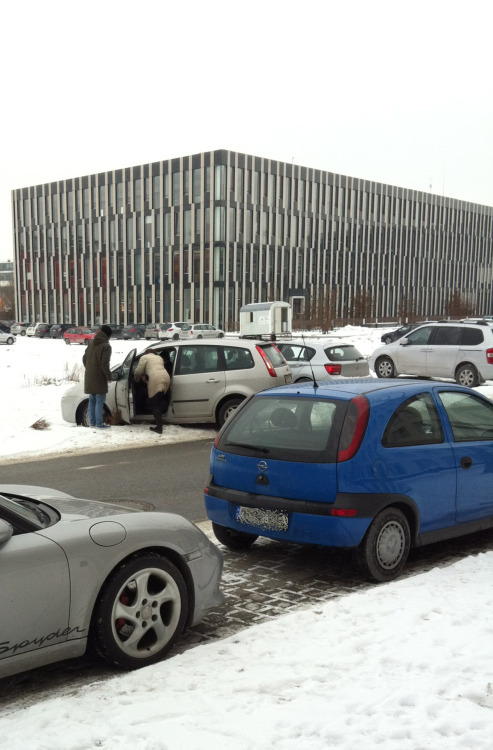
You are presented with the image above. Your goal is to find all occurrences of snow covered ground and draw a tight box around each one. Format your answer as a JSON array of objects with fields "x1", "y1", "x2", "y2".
[{"x1": 1, "y1": 326, "x2": 493, "y2": 748}]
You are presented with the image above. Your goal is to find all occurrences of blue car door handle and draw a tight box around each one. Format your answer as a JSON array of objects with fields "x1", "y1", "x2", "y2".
[{"x1": 460, "y1": 456, "x2": 473, "y2": 470}]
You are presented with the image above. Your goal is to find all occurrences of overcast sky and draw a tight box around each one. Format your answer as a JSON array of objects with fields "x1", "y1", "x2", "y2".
[{"x1": 1, "y1": 0, "x2": 492, "y2": 263}]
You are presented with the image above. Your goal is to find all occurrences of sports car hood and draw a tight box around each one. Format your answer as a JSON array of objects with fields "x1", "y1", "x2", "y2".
[
  {"x1": 45, "y1": 496, "x2": 140, "y2": 520},
  {"x1": 0, "y1": 484, "x2": 138, "y2": 521}
]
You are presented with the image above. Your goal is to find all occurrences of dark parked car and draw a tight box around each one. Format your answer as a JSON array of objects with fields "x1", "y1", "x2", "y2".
[
  {"x1": 380, "y1": 323, "x2": 438, "y2": 345},
  {"x1": 34, "y1": 323, "x2": 52, "y2": 338},
  {"x1": 205, "y1": 378, "x2": 493, "y2": 582},
  {"x1": 105, "y1": 324, "x2": 124, "y2": 339},
  {"x1": 50, "y1": 323, "x2": 76, "y2": 338},
  {"x1": 0, "y1": 321, "x2": 12, "y2": 333},
  {"x1": 122, "y1": 323, "x2": 146, "y2": 340}
]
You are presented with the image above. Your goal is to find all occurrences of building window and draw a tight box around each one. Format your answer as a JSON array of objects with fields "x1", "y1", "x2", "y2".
[
  {"x1": 215, "y1": 165, "x2": 226, "y2": 200},
  {"x1": 193, "y1": 168, "x2": 201, "y2": 202},
  {"x1": 145, "y1": 215, "x2": 152, "y2": 248},
  {"x1": 152, "y1": 175, "x2": 160, "y2": 207},
  {"x1": 172, "y1": 172, "x2": 180, "y2": 206},
  {"x1": 134, "y1": 178, "x2": 142, "y2": 208},
  {"x1": 164, "y1": 213, "x2": 171, "y2": 244},
  {"x1": 117, "y1": 182, "x2": 124, "y2": 212},
  {"x1": 214, "y1": 206, "x2": 226, "y2": 241},
  {"x1": 83, "y1": 188, "x2": 90, "y2": 219},
  {"x1": 184, "y1": 210, "x2": 191, "y2": 243}
]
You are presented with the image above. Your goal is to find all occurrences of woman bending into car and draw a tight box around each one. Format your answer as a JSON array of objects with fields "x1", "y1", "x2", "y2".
[{"x1": 133, "y1": 349, "x2": 171, "y2": 435}]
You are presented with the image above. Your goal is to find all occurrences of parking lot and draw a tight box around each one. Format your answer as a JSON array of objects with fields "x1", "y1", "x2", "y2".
[
  {"x1": 177, "y1": 521, "x2": 493, "y2": 651},
  {"x1": 4, "y1": 519, "x2": 493, "y2": 714}
]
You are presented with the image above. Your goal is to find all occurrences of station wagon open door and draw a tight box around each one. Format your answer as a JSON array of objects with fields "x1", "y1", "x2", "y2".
[{"x1": 115, "y1": 348, "x2": 136, "y2": 424}]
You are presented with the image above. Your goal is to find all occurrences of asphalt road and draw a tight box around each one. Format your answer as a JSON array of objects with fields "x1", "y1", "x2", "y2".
[{"x1": 0, "y1": 438, "x2": 215, "y2": 523}]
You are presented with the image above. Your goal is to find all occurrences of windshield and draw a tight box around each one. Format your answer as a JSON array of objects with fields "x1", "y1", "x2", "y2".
[{"x1": 0, "y1": 493, "x2": 58, "y2": 531}]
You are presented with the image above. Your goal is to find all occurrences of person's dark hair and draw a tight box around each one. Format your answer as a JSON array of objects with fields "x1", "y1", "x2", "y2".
[{"x1": 100, "y1": 325, "x2": 112, "y2": 338}]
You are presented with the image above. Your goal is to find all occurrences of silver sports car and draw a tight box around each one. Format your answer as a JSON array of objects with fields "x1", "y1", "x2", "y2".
[{"x1": 0, "y1": 484, "x2": 224, "y2": 678}]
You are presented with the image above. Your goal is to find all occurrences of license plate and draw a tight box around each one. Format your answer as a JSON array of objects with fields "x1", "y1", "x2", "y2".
[
  {"x1": 235, "y1": 506, "x2": 288, "y2": 532},
  {"x1": 284, "y1": 373, "x2": 292, "y2": 383}
]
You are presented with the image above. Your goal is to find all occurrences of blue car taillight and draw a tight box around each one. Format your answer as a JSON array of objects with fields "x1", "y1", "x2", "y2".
[{"x1": 337, "y1": 395, "x2": 370, "y2": 462}]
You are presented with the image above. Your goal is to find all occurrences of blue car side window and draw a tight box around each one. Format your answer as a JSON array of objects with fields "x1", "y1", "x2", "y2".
[
  {"x1": 439, "y1": 392, "x2": 493, "y2": 442},
  {"x1": 383, "y1": 394, "x2": 443, "y2": 448}
]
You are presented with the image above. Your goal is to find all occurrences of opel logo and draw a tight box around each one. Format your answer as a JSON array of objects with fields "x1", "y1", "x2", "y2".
[{"x1": 258, "y1": 460, "x2": 268, "y2": 473}]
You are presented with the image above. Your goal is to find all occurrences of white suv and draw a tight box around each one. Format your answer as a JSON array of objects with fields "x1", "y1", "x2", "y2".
[
  {"x1": 370, "y1": 321, "x2": 493, "y2": 386},
  {"x1": 61, "y1": 339, "x2": 292, "y2": 428}
]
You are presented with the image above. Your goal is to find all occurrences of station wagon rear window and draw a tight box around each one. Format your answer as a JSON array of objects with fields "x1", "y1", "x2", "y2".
[{"x1": 218, "y1": 395, "x2": 348, "y2": 463}]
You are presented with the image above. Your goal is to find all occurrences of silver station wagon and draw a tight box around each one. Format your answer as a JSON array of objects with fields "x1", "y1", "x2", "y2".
[{"x1": 61, "y1": 339, "x2": 292, "y2": 428}]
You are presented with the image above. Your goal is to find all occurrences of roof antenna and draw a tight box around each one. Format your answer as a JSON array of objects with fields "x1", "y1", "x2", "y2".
[{"x1": 301, "y1": 332, "x2": 319, "y2": 388}]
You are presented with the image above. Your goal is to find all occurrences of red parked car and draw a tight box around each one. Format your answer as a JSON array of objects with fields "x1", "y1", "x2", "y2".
[{"x1": 63, "y1": 327, "x2": 98, "y2": 345}]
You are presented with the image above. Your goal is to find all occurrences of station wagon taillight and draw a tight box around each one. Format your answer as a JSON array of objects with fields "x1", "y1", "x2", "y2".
[
  {"x1": 325, "y1": 363, "x2": 342, "y2": 375},
  {"x1": 487, "y1": 348, "x2": 493, "y2": 364},
  {"x1": 337, "y1": 395, "x2": 370, "y2": 462},
  {"x1": 256, "y1": 345, "x2": 277, "y2": 377}
]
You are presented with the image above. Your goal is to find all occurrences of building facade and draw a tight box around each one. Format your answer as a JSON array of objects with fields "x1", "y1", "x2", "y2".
[{"x1": 10, "y1": 149, "x2": 493, "y2": 327}]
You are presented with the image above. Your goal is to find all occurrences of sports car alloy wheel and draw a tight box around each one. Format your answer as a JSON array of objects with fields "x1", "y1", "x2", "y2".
[{"x1": 93, "y1": 553, "x2": 188, "y2": 669}]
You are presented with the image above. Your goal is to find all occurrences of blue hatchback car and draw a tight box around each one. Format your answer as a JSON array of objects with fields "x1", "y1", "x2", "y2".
[{"x1": 205, "y1": 379, "x2": 493, "y2": 582}]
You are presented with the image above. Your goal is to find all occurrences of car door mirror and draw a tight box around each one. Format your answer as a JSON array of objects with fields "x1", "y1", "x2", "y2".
[
  {"x1": 0, "y1": 519, "x2": 14, "y2": 544},
  {"x1": 400, "y1": 337, "x2": 410, "y2": 346}
]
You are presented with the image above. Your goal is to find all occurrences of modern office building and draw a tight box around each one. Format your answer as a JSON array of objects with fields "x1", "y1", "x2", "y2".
[{"x1": 10, "y1": 149, "x2": 493, "y2": 327}]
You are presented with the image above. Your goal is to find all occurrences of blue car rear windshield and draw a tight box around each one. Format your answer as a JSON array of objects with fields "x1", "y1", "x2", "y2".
[{"x1": 218, "y1": 395, "x2": 348, "y2": 463}]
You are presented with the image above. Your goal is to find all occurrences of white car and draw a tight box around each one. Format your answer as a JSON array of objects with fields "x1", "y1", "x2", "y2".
[
  {"x1": 158, "y1": 322, "x2": 189, "y2": 341},
  {"x1": 277, "y1": 340, "x2": 370, "y2": 381},
  {"x1": 61, "y1": 339, "x2": 292, "y2": 428},
  {"x1": 0, "y1": 331, "x2": 16, "y2": 345},
  {"x1": 370, "y1": 321, "x2": 493, "y2": 387},
  {"x1": 26, "y1": 322, "x2": 48, "y2": 337},
  {"x1": 179, "y1": 324, "x2": 225, "y2": 340}
]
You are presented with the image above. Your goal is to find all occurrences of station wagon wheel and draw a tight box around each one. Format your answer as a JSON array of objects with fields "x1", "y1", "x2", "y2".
[
  {"x1": 383, "y1": 336, "x2": 393, "y2": 345},
  {"x1": 172, "y1": 333, "x2": 180, "y2": 340},
  {"x1": 296, "y1": 377, "x2": 313, "y2": 383},
  {"x1": 375, "y1": 355, "x2": 396, "y2": 378},
  {"x1": 217, "y1": 397, "x2": 244, "y2": 427},
  {"x1": 92, "y1": 553, "x2": 188, "y2": 670},
  {"x1": 455, "y1": 363, "x2": 479, "y2": 387},
  {"x1": 77, "y1": 399, "x2": 111, "y2": 426},
  {"x1": 6, "y1": 336, "x2": 14, "y2": 344},
  {"x1": 218, "y1": 332, "x2": 224, "y2": 338},
  {"x1": 64, "y1": 338, "x2": 71, "y2": 345},
  {"x1": 212, "y1": 522, "x2": 258, "y2": 550},
  {"x1": 353, "y1": 507, "x2": 410, "y2": 582}
]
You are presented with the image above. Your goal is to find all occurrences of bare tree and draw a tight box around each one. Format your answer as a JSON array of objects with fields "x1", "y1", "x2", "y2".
[
  {"x1": 0, "y1": 283, "x2": 15, "y2": 319},
  {"x1": 444, "y1": 291, "x2": 474, "y2": 319},
  {"x1": 397, "y1": 292, "x2": 417, "y2": 322},
  {"x1": 303, "y1": 292, "x2": 337, "y2": 333},
  {"x1": 350, "y1": 288, "x2": 372, "y2": 324}
]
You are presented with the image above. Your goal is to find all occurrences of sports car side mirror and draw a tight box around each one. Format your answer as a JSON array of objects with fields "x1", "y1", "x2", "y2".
[{"x1": 0, "y1": 519, "x2": 14, "y2": 544}]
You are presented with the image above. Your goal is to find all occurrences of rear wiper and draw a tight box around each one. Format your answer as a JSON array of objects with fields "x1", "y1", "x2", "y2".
[{"x1": 226, "y1": 441, "x2": 270, "y2": 453}]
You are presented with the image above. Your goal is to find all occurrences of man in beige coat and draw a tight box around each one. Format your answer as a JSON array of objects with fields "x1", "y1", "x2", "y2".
[{"x1": 134, "y1": 350, "x2": 171, "y2": 434}]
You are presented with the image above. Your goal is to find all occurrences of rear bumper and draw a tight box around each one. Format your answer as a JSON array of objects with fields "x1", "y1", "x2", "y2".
[{"x1": 204, "y1": 492, "x2": 371, "y2": 548}]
